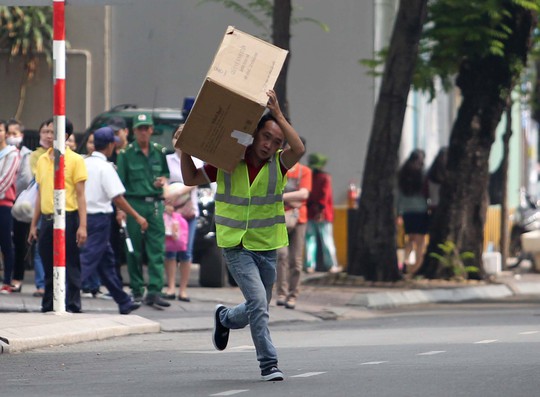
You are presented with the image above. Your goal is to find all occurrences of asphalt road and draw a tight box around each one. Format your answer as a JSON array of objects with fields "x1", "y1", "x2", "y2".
[{"x1": 2, "y1": 298, "x2": 540, "y2": 397}]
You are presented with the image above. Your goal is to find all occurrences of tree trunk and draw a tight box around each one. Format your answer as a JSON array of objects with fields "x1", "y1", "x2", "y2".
[
  {"x1": 421, "y1": 5, "x2": 535, "y2": 279},
  {"x1": 272, "y1": 0, "x2": 291, "y2": 119},
  {"x1": 348, "y1": 0, "x2": 428, "y2": 281},
  {"x1": 500, "y1": 100, "x2": 512, "y2": 268},
  {"x1": 15, "y1": 74, "x2": 28, "y2": 121}
]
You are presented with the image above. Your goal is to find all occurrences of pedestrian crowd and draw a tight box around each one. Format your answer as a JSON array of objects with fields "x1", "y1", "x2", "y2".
[{"x1": 0, "y1": 92, "x2": 344, "y2": 381}]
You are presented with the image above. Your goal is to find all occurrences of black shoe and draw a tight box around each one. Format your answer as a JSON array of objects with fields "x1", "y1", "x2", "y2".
[
  {"x1": 120, "y1": 301, "x2": 141, "y2": 315},
  {"x1": 261, "y1": 366, "x2": 284, "y2": 381},
  {"x1": 213, "y1": 304, "x2": 230, "y2": 351},
  {"x1": 144, "y1": 294, "x2": 171, "y2": 310},
  {"x1": 162, "y1": 293, "x2": 176, "y2": 300},
  {"x1": 132, "y1": 293, "x2": 143, "y2": 303}
]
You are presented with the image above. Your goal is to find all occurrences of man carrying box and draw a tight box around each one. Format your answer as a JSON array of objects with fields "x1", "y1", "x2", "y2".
[{"x1": 180, "y1": 90, "x2": 305, "y2": 381}]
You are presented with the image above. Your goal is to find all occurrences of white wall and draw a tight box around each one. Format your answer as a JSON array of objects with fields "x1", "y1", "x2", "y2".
[{"x1": 109, "y1": 0, "x2": 375, "y2": 204}]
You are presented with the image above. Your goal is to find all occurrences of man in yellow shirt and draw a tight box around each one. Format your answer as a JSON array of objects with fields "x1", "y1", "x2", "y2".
[{"x1": 28, "y1": 119, "x2": 88, "y2": 313}]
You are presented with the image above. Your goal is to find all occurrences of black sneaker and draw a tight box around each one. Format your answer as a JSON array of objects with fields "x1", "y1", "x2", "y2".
[
  {"x1": 144, "y1": 294, "x2": 171, "y2": 310},
  {"x1": 212, "y1": 304, "x2": 230, "y2": 351},
  {"x1": 120, "y1": 301, "x2": 141, "y2": 315},
  {"x1": 261, "y1": 366, "x2": 284, "y2": 381},
  {"x1": 132, "y1": 293, "x2": 143, "y2": 303}
]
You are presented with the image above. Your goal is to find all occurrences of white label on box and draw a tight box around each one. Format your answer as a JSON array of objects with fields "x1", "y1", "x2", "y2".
[{"x1": 231, "y1": 130, "x2": 254, "y2": 147}]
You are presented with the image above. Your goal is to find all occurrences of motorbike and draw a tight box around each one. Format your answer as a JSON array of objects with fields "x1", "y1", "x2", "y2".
[
  {"x1": 509, "y1": 188, "x2": 540, "y2": 264},
  {"x1": 192, "y1": 184, "x2": 236, "y2": 287}
]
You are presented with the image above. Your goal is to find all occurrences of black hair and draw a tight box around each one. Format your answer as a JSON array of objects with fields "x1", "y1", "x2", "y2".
[
  {"x1": 7, "y1": 118, "x2": 24, "y2": 132},
  {"x1": 66, "y1": 118, "x2": 74, "y2": 136},
  {"x1": 38, "y1": 117, "x2": 73, "y2": 136},
  {"x1": 0, "y1": 119, "x2": 6, "y2": 130},
  {"x1": 256, "y1": 113, "x2": 278, "y2": 133},
  {"x1": 427, "y1": 147, "x2": 448, "y2": 184},
  {"x1": 398, "y1": 149, "x2": 425, "y2": 196}
]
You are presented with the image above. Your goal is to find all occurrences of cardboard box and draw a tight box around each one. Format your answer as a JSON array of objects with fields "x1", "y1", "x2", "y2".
[{"x1": 175, "y1": 26, "x2": 288, "y2": 172}]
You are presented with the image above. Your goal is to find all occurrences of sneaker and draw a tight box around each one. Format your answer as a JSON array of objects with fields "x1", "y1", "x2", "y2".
[
  {"x1": 81, "y1": 289, "x2": 93, "y2": 298},
  {"x1": 144, "y1": 294, "x2": 171, "y2": 310},
  {"x1": 212, "y1": 304, "x2": 230, "y2": 351},
  {"x1": 261, "y1": 366, "x2": 284, "y2": 381},
  {"x1": 120, "y1": 301, "x2": 141, "y2": 315},
  {"x1": 94, "y1": 291, "x2": 113, "y2": 300},
  {"x1": 0, "y1": 285, "x2": 13, "y2": 294},
  {"x1": 284, "y1": 298, "x2": 296, "y2": 310},
  {"x1": 276, "y1": 296, "x2": 286, "y2": 306},
  {"x1": 132, "y1": 293, "x2": 143, "y2": 303}
]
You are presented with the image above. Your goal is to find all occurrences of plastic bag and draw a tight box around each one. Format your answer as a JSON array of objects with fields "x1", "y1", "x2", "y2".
[{"x1": 12, "y1": 179, "x2": 38, "y2": 223}]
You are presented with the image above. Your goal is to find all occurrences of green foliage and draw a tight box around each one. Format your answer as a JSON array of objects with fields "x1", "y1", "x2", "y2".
[
  {"x1": 197, "y1": 0, "x2": 328, "y2": 39},
  {"x1": 0, "y1": 6, "x2": 53, "y2": 67},
  {"x1": 429, "y1": 240, "x2": 478, "y2": 279},
  {"x1": 361, "y1": 0, "x2": 540, "y2": 99},
  {"x1": 198, "y1": 0, "x2": 272, "y2": 37}
]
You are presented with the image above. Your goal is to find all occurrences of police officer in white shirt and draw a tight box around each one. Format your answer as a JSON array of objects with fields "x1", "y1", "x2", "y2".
[{"x1": 80, "y1": 127, "x2": 148, "y2": 314}]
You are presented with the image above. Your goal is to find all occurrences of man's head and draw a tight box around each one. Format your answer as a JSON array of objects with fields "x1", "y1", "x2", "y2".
[
  {"x1": 93, "y1": 126, "x2": 119, "y2": 156},
  {"x1": 6, "y1": 119, "x2": 24, "y2": 148},
  {"x1": 252, "y1": 114, "x2": 284, "y2": 162},
  {"x1": 308, "y1": 152, "x2": 328, "y2": 171},
  {"x1": 132, "y1": 113, "x2": 154, "y2": 146},
  {"x1": 108, "y1": 116, "x2": 128, "y2": 148},
  {"x1": 39, "y1": 118, "x2": 55, "y2": 149}
]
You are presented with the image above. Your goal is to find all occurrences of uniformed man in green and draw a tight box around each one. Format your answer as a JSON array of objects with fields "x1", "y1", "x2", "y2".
[{"x1": 116, "y1": 113, "x2": 171, "y2": 309}]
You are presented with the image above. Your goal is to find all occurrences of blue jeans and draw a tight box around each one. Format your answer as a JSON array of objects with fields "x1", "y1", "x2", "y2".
[{"x1": 220, "y1": 247, "x2": 278, "y2": 371}]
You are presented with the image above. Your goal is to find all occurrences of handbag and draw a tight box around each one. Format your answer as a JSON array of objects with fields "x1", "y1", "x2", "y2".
[
  {"x1": 164, "y1": 212, "x2": 188, "y2": 252},
  {"x1": 12, "y1": 179, "x2": 38, "y2": 223},
  {"x1": 285, "y1": 208, "x2": 299, "y2": 231}
]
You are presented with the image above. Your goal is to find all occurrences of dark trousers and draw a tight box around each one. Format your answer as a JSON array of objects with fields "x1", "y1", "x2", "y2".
[
  {"x1": 12, "y1": 218, "x2": 30, "y2": 281},
  {"x1": 80, "y1": 214, "x2": 131, "y2": 311},
  {"x1": 0, "y1": 206, "x2": 15, "y2": 285},
  {"x1": 39, "y1": 212, "x2": 82, "y2": 313},
  {"x1": 109, "y1": 208, "x2": 125, "y2": 283}
]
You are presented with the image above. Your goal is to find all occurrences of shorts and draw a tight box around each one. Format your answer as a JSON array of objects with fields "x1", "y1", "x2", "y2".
[{"x1": 402, "y1": 212, "x2": 429, "y2": 235}]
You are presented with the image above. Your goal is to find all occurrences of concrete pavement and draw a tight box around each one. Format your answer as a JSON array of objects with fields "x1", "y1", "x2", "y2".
[{"x1": 1, "y1": 264, "x2": 539, "y2": 354}]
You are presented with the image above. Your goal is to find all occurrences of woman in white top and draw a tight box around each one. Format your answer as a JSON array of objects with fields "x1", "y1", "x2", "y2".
[{"x1": 163, "y1": 146, "x2": 203, "y2": 302}]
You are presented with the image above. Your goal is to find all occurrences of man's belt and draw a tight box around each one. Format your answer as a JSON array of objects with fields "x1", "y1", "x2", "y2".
[{"x1": 126, "y1": 196, "x2": 163, "y2": 203}]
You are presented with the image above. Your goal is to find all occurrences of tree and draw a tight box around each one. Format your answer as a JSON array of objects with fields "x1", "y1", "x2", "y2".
[
  {"x1": 347, "y1": 0, "x2": 428, "y2": 281},
  {"x1": 0, "y1": 6, "x2": 53, "y2": 120},
  {"x1": 198, "y1": 0, "x2": 328, "y2": 118},
  {"x1": 355, "y1": 0, "x2": 538, "y2": 280},
  {"x1": 419, "y1": 1, "x2": 537, "y2": 278}
]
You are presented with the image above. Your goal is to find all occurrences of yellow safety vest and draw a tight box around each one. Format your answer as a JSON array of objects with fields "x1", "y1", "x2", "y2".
[{"x1": 215, "y1": 151, "x2": 288, "y2": 250}]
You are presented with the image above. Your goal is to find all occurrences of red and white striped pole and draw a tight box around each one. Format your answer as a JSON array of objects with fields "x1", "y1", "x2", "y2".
[{"x1": 52, "y1": 0, "x2": 66, "y2": 313}]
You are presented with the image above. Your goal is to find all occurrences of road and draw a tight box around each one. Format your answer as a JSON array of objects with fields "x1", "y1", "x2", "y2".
[{"x1": 2, "y1": 298, "x2": 540, "y2": 397}]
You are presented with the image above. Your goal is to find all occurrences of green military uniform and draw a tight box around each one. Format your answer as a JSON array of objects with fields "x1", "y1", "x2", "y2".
[{"x1": 116, "y1": 140, "x2": 169, "y2": 299}]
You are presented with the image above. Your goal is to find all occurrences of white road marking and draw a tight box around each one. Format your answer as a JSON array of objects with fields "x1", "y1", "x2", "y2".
[
  {"x1": 230, "y1": 345, "x2": 255, "y2": 350},
  {"x1": 360, "y1": 361, "x2": 388, "y2": 365},
  {"x1": 210, "y1": 390, "x2": 249, "y2": 396},
  {"x1": 186, "y1": 346, "x2": 254, "y2": 354},
  {"x1": 290, "y1": 372, "x2": 326, "y2": 378},
  {"x1": 519, "y1": 331, "x2": 539, "y2": 335},
  {"x1": 417, "y1": 351, "x2": 446, "y2": 356},
  {"x1": 474, "y1": 340, "x2": 498, "y2": 344}
]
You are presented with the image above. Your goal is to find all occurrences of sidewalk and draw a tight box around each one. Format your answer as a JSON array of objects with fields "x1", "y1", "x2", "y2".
[{"x1": 1, "y1": 265, "x2": 539, "y2": 354}]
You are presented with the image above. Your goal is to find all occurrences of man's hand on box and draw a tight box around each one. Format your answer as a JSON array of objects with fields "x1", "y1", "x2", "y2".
[{"x1": 266, "y1": 89, "x2": 282, "y2": 118}]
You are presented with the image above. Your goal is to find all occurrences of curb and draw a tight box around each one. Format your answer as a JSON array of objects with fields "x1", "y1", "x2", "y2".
[
  {"x1": 348, "y1": 284, "x2": 514, "y2": 309},
  {"x1": 0, "y1": 313, "x2": 160, "y2": 354}
]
